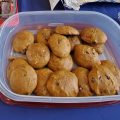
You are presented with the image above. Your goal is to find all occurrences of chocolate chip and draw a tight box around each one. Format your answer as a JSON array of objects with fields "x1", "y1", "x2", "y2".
[
  {"x1": 56, "y1": 82, "x2": 59, "y2": 86},
  {"x1": 105, "y1": 74, "x2": 110, "y2": 80},
  {"x1": 86, "y1": 51, "x2": 89, "y2": 54}
]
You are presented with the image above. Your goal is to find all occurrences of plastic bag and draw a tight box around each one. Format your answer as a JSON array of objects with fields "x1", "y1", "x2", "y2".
[{"x1": 49, "y1": 0, "x2": 120, "y2": 10}]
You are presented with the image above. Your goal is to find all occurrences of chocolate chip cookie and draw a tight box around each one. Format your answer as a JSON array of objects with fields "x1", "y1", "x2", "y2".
[
  {"x1": 55, "y1": 25, "x2": 79, "y2": 35},
  {"x1": 67, "y1": 36, "x2": 81, "y2": 51},
  {"x1": 73, "y1": 67, "x2": 93, "y2": 96},
  {"x1": 26, "y1": 43, "x2": 50, "y2": 69},
  {"x1": 88, "y1": 64, "x2": 119, "y2": 96},
  {"x1": 101, "y1": 60, "x2": 120, "y2": 90},
  {"x1": 74, "y1": 45, "x2": 101, "y2": 69},
  {"x1": 47, "y1": 70, "x2": 79, "y2": 97},
  {"x1": 9, "y1": 63, "x2": 37, "y2": 95},
  {"x1": 80, "y1": 27, "x2": 107, "y2": 44},
  {"x1": 7, "y1": 58, "x2": 28, "y2": 79},
  {"x1": 34, "y1": 68, "x2": 53, "y2": 96},
  {"x1": 13, "y1": 30, "x2": 34, "y2": 53},
  {"x1": 48, "y1": 53, "x2": 73, "y2": 71},
  {"x1": 37, "y1": 28, "x2": 53, "y2": 45},
  {"x1": 48, "y1": 34, "x2": 71, "y2": 57}
]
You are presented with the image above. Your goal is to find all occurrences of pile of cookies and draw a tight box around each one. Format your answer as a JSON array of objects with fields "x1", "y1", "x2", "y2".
[{"x1": 7, "y1": 25, "x2": 120, "y2": 97}]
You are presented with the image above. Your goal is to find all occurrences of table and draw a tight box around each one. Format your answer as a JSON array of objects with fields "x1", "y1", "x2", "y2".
[{"x1": 1, "y1": 0, "x2": 120, "y2": 119}]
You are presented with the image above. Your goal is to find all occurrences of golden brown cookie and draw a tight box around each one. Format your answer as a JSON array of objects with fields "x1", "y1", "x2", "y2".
[
  {"x1": 101, "y1": 60, "x2": 120, "y2": 90},
  {"x1": 48, "y1": 53, "x2": 73, "y2": 71},
  {"x1": 67, "y1": 36, "x2": 81, "y2": 51},
  {"x1": 26, "y1": 43, "x2": 50, "y2": 69},
  {"x1": 37, "y1": 28, "x2": 53, "y2": 45},
  {"x1": 88, "y1": 64, "x2": 119, "y2": 96},
  {"x1": 48, "y1": 34, "x2": 71, "y2": 58},
  {"x1": 73, "y1": 67, "x2": 93, "y2": 96},
  {"x1": 90, "y1": 44, "x2": 104, "y2": 54},
  {"x1": 74, "y1": 45, "x2": 101, "y2": 69},
  {"x1": 7, "y1": 58, "x2": 28, "y2": 79},
  {"x1": 55, "y1": 25, "x2": 79, "y2": 35},
  {"x1": 47, "y1": 70, "x2": 79, "y2": 97},
  {"x1": 9, "y1": 64, "x2": 37, "y2": 95},
  {"x1": 34, "y1": 68, "x2": 53, "y2": 96},
  {"x1": 13, "y1": 30, "x2": 34, "y2": 53},
  {"x1": 80, "y1": 27, "x2": 107, "y2": 44}
]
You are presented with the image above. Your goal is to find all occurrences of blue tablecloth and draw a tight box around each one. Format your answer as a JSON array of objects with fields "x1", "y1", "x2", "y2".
[{"x1": 1, "y1": 0, "x2": 120, "y2": 119}]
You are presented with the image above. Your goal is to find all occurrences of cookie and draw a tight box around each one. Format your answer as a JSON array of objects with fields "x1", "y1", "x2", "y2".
[
  {"x1": 88, "y1": 64, "x2": 119, "y2": 96},
  {"x1": 7, "y1": 58, "x2": 28, "y2": 79},
  {"x1": 9, "y1": 63, "x2": 37, "y2": 95},
  {"x1": 13, "y1": 30, "x2": 34, "y2": 53},
  {"x1": 37, "y1": 28, "x2": 53, "y2": 45},
  {"x1": 47, "y1": 70, "x2": 79, "y2": 97},
  {"x1": 67, "y1": 36, "x2": 81, "y2": 51},
  {"x1": 34, "y1": 68, "x2": 53, "y2": 96},
  {"x1": 101, "y1": 60, "x2": 120, "y2": 90},
  {"x1": 73, "y1": 67, "x2": 93, "y2": 96},
  {"x1": 48, "y1": 34, "x2": 71, "y2": 57},
  {"x1": 80, "y1": 27, "x2": 107, "y2": 44},
  {"x1": 90, "y1": 44, "x2": 104, "y2": 54},
  {"x1": 55, "y1": 25, "x2": 79, "y2": 35},
  {"x1": 26, "y1": 43, "x2": 50, "y2": 69},
  {"x1": 48, "y1": 53, "x2": 73, "y2": 71},
  {"x1": 74, "y1": 45, "x2": 101, "y2": 69}
]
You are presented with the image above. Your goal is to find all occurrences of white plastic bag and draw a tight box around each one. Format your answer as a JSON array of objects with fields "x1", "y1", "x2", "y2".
[{"x1": 49, "y1": 0, "x2": 120, "y2": 10}]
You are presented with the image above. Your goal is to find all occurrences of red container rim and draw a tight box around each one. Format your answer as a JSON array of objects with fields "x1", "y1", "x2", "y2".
[{"x1": 0, "y1": 93, "x2": 120, "y2": 108}]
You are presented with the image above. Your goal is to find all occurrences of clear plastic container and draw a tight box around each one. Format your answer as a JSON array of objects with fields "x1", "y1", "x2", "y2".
[{"x1": 0, "y1": 11, "x2": 120, "y2": 104}]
